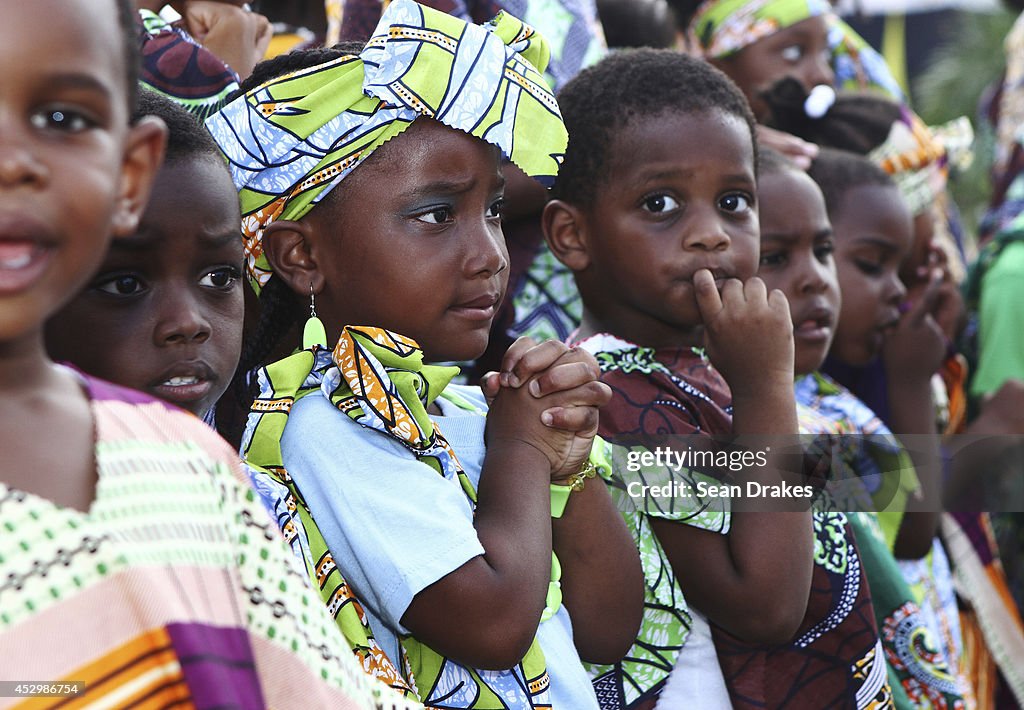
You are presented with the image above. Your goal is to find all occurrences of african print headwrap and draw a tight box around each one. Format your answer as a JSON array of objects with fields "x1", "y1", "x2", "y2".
[
  {"x1": 688, "y1": 0, "x2": 830, "y2": 59},
  {"x1": 867, "y1": 107, "x2": 973, "y2": 217},
  {"x1": 242, "y1": 327, "x2": 554, "y2": 707},
  {"x1": 206, "y1": 0, "x2": 568, "y2": 293}
]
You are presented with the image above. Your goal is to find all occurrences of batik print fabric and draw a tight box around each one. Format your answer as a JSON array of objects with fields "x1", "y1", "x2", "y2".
[
  {"x1": 0, "y1": 373, "x2": 405, "y2": 710},
  {"x1": 795, "y1": 372, "x2": 969, "y2": 710},
  {"x1": 242, "y1": 327, "x2": 554, "y2": 709},
  {"x1": 137, "y1": 10, "x2": 240, "y2": 121},
  {"x1": 206, "y1": 0, "x2": 567, "y2": 293},
  {"x1": 688, "y1": 0, "x2": 830, "y2": 59},
  {"x1": 338, "y1": 0, "x2": 606, "y2": 91},
  {"x1": 576, "y1": 333, "x2": 890, "y2": 709}
]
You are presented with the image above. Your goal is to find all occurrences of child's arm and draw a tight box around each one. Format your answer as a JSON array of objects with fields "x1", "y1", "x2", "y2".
[
  {"x1": 401, "y1": 343, "x2": 612, "y2": 670},
  {"x1": 651, "y1": 271, "x2": 813, "y2": 644},
  {"x1": 485, "y1": 339, "x2": 645, "y2": 663},
  {"x1": 883, "y1": 271, "x2": 946, "y2": 559}
]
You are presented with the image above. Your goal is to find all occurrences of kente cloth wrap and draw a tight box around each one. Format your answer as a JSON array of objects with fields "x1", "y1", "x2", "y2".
[
  {"x1": 137, "y1": 10, "x2": 240, "y2": 121},
  {"x1": 241, "y1": 326, "x2": 553, "y2": 708},
  {"x1": 206, "y1": 0, "x2": 567, "y2": 293},
  {"x1": 795, "y1": 373, "x2": 970, "y2": 710},
  {"x1": 337, "y1": 0, "x2": 607, "y2": 92},
  {"x1": 575, "y1": 334, "x2": 890, "y2": 710},
  {"x1": 0, "y1": 371, "x2": 406, "y2": 710},
  {"x1": 688, "y1": 0, "x2": 830, "y2": 59}
]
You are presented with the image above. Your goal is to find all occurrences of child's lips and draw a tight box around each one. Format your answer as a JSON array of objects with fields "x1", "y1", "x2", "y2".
[
  {"x1": 150, "y1": 362, "x2": 216, "y2": 409},
  {"x1": 793, "y1": 306, "x2": 834, "y2": 342},
  {"x1": 0, "y1": 239, "x2": 50, "y2": 296},
  {"x1": 449, "y1": 293, "x2": 499, "y2": 321}
]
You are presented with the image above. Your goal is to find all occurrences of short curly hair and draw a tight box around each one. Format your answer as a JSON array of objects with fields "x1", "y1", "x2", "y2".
[
  {"x1": 552, "y1": 48, "x2": 757, "y2": 207},
  {"x1": 807, "y1": 147, "x2": 895, "y2": 220}
]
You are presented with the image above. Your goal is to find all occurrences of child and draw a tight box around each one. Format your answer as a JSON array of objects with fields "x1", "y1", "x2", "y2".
[
  {"x1": 47, "y1": 90, "x2": 242, "y2": 423},
  {"x1": 801, "y1": 148, "x2": 970, "y2": 707},
  {"x1": 544, "y1": 48, "x2": 873, "y2": 709},
  {"x1": 207, "y1": 2, "x2": 644, "y2": 707},
  {"x1": 0, "y1": 1, "x2": 407, "y2": 708}
]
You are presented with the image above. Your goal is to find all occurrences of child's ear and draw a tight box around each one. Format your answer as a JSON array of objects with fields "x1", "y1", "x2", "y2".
[
  {"x1": 111, "y1": 116, "x2": 167, "y2": 238},
  {"x1": 262, "y1": 220, "x2": 325, "y2": 296},
  {"x1": 542, "y1": 199, "x2": 591, "y2": 271}
]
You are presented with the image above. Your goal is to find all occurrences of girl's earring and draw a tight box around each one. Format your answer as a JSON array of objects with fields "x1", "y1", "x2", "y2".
[{"x1": 303, "y1": 283, "x2": 328, "y2": 349}]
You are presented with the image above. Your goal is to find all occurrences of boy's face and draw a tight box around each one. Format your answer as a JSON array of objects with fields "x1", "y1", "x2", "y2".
[
  {"x1": 300, "y1": 118, "x2": 508, "y2": 364},
  {"x1": 577, "y1": 110, "x2": 759, "y2": 349},
  {"x1": 46, "y1": 157, "x2": 244, "y2": 417},
  {"x1": 714, "y1": 15, "x2": 834, "y2": 122},
  {"x1": 829, "y1": 184, "x2": 911, "y2": 366},
  {"x1": 0, "y1": 0, "x2": 163, "y2": 346},
  {"x1": 756, "y1": 167, "x2": 839, "y2": 376}
]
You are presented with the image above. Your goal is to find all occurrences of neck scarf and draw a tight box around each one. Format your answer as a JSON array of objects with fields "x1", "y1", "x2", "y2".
[
  {"x1": 242, "y1": 327, "x2": 553, "y2": 707},
  {"x1": 688, "y1": 0, "x2": 830, "y2": 59},
  {"x1": 206, "y1": 0, "x2": 568, "y2": 293}
]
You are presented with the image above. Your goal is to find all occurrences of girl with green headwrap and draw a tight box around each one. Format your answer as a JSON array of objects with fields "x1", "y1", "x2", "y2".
[{"x1": 206, "y1": 1, "x2": 644, "y2": 707}]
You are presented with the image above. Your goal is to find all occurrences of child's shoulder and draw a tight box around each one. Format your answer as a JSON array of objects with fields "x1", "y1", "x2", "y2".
[{"x1": 79, "y1": 369, "x2": 240, "y2": 470}]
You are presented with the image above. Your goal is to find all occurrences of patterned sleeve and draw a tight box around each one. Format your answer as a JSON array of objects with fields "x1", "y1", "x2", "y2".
[
  {"x1": 137, "y1": 9, "x2": 240, "y2": 121},
  {"x1": 201, "y1": 430, "x2": 418, "y2": 709}
]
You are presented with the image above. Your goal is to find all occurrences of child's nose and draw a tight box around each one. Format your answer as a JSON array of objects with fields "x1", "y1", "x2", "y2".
[
  {"x1": 799, "y1": 56, "x2": 834, "y2": 94},
  {"x1": 154, "y1": 289, "x2": 212, "y2": 346},
  {"x1": 0, "y1": 131, "x2": 46, "y2": 188},
  {"x1": 884, "y1": 271, "x2": 907, "y2": 305},
  {"x1": 799, "y1": 257, "x2": 831, "y2": 294},
  {"x1": 465, "y1": 223, "x2": 508, "y2": 277},
  {"x1": 683, "y1": 213, "x2": 731, "y2": 251}
]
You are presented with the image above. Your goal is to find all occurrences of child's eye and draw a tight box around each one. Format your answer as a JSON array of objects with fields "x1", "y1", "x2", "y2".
[
  {"x1": 95, "y1": 275, "x2": 145, "y2": 296},
  {"x1": 759, "y1": 251, "x2": 786, "y2": 267},
  {"x1": 30, "y1": 108, "x2": 94, "y2": 133},
  {"x1": 487, "y1": 199, "x2": 504, "y2": 220},
  {"x1": 814, "y1": 241, "x2": 835, "y2": 263},
  {"x1": 641, "y1": 194, "x2": 679, "y2": 213},
  {"x1": 416, "y1": 207, "x2": 454, "y2": 224},
  {"x1": 781, "y1": 45, "x2": 803, "y2": 63},
  {"x1": 855, "y1": 260, "x2": 883, "y2": 276},
  {"x1": 719, "y1": 193, "x2": 751, "y2": 213},
  {"x1": 199, "y1": 267, "x2": 240, "y2": 289}
]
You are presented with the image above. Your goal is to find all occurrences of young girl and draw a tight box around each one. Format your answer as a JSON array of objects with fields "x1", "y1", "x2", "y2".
[
  {"x1": 207, "y1": 2, "x2": 644, "y2": 707},
  {"x1": 0, "y1": 1, "x2": 406, "y2": 707},
  {"x1": 47, "y1": 90, "x2": 243, "y2": 423},
  {"x1": 543, "y1": 48, "x2": 889, "y2": 709},
  {"x1": 799, "y1": 148, "x2": 971, "y2": 707}
]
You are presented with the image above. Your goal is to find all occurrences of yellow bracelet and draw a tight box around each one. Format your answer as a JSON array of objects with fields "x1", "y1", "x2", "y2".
[{"x1": 550, "y1": 461, "x2": 599, "y2": 518}]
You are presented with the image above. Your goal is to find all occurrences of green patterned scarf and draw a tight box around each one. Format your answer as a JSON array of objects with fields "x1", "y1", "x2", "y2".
[
  {"x1": 206, "y1": 0, "x2": 568, "y2": 293},
  {"x1": 689, "y1": 0, "x2": 830, "y2": 59},
  {"x1": 242, "y1": 327, "x2": 552, "y2": 708}
]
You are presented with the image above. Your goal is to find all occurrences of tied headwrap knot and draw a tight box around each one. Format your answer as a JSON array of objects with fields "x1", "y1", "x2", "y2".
[{"x1": 207, "y1": 0, "x2": 568, "y2": 293}]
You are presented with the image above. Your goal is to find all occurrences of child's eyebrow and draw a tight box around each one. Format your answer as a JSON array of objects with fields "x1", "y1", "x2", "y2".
[
  {"x1": 44, "y1": 73, "x2": 112, "y2": 99},
  {"x1": 852, "y1": 236, "x2": 899, "y2": 253},
  {"x1": 199, "y1": 230, "x2": 244, "y2": 248},
  {"x1": 400, "y1": 174, "x2": 505, "y2": 200}
]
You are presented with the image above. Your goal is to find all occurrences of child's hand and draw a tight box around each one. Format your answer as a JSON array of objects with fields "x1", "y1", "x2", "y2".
[
  {"x1": 176, "y1": 1, "x2": 272, "y2": 80},
  {"x1": 694, "y1": 269, "x2": 794, "y2": 398},
  {"x1": 481, "y1": 337, "x2": 608, "y2": 432},
  {"x1": 883, "y1": 269, "x2": 947, "y2": 382},
  {"x1": 485, "y1": 343, "x2": 611, "y2": 480},
  {"x1": 905, "y1": 245, "x2": 965, "y2": 341}
]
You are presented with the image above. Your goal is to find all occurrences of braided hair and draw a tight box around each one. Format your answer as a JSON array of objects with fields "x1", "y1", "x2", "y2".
[{"x1": 228, "y1": 42, "x2": 366, "y2": 414}]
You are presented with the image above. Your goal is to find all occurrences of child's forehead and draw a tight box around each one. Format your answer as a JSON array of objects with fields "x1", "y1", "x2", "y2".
[{"x1": 0, "y1": 0, "x2": 128, "y2": 92}]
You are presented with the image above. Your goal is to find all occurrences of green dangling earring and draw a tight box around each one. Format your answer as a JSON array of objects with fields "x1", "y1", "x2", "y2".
[{"x1": 303, "y1": 282, "x2": 328, "y2": 350}]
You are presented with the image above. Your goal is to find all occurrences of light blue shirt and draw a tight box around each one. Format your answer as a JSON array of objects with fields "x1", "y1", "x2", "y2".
[{"x1": 283, "y1": 384, "x2": 599, "y2": 709}]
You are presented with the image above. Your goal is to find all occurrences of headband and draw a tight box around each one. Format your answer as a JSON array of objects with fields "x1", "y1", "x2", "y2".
[{"x1": 206, "y1": 0, "x2": 568, "y2": 293}]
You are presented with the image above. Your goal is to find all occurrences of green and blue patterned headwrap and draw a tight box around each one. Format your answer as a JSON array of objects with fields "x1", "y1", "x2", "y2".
[
  {"x1": 689, "y1": 0, "x2": 830, "y2": 59},
  {"x1": 206, "y1": 0, "x2": 567, "y2": 293}
]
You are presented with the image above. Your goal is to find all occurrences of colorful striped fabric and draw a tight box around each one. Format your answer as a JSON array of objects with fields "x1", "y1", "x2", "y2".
[{"x1": 0, "y1": 373, "x2": 413, "y2": 710}]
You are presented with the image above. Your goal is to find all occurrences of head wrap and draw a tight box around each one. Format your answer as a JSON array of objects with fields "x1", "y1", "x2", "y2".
[
  {"x1": 867, "y1": 108, "x2": 973, "y2": 217},
  {"x1": 688, "y1": 0, "x2": 830, "y2": 59},
  {"x1": 206, "y1": 0, "x2": 568, "y2": 293}
]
